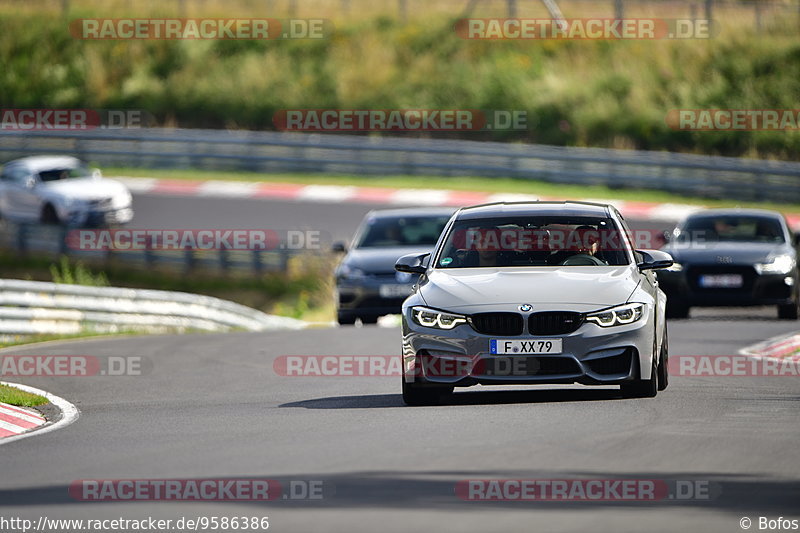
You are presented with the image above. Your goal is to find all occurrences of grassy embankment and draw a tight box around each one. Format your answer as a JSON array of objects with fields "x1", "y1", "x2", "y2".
[{"x1": 1, "y1": 6, "x2": 799, "y2": 159}]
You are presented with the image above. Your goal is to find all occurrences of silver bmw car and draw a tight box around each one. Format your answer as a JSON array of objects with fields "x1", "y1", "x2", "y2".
[{"x1": 395, "y1": 201, "x2": 674, "y2": 405}]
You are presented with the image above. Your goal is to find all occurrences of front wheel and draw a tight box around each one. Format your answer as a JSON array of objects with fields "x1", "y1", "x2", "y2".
[
  {"x1": 337, "y1": 312, "x2": 356, "y2": 325},
  {"x1": 402, "y1": 378, "x2": 453, "y2": 406},
  {"x1": 665, "y1": 299, "x2": 689, "y2": 319},
  {"x1": 777, "y1": 293, "x2": 799, "y2": 320},
  {"x1": 657, "y1": 328, "x2": 669, "y2": 391},
  {"x1": 40, "y1": 203, "x2": 60, "y2": 225},
  {"x1": 621, "y1": 358, "x2": 658, "y2": 398}
]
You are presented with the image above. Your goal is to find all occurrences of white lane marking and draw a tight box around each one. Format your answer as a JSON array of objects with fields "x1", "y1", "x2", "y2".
[
  {"x1": 198, "y1": 180, "x2": 261, "y2": 197},
  {"x1": 486, "y1": 193, "x2": 540, "y2": 203},
  {"x1": 297, "y1": 185, "x2": 357, "y2": 202},
  {"x1": 390, "y1": 189, "x2": 450, "y2": 205},
  {"x1": 0, "y1": 404, "x2": 44, "y2": 425},
  {"x1": 111, "y1": 177, "x2": 159, "y2": 193},
  {"x1": 647, "y1": 203, "x2": 703, "y2": 222},
  {"x1": 0, "y1": 382, "x2": 80, "y2": 446}
]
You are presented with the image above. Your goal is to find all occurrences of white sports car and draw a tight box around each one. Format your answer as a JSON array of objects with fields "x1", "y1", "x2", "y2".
[{"x1": 0, "y1": 155, "x2": 133, "y2": 227}]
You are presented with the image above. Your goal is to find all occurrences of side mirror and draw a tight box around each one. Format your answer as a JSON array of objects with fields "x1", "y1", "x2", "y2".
[
  {"x1": 24, "y1": 176, "x2": 36, "y2": 189},
  {"x1": 636, "y1": 249, "x2": 674, "y2": 271},
  {"x1": 91, "y1": 168, "x2": 102, "y2": 179},
  {"x1": 793, "y1": 233, "x2": 800, "y2": 247},
  {"x1": 395, "y1": 253, "x2": 430, "y2": 274},
  {"x1": 331, "y1": 242, "x2": 347, "y2": 253}
]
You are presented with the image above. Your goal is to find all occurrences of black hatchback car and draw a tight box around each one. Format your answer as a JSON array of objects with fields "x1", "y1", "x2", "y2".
[
  {"x1": 333, "y1": 207, "x2": 455, "y2": 325},
  {"x1": 658, "y1": 209, "x2": 799, "y2": 319}
]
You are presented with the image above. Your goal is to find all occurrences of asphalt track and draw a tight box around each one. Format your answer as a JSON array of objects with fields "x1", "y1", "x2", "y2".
[{"x1": 1, "y1": 192, "x2": 798, "y2": 533}]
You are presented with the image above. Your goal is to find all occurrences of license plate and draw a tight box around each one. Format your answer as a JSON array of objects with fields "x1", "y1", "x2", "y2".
[
  {"x1": 379, "y1": 284, "x2": 413, "y2": 298},
  {"x1": 490, "y1": 339, "x2": 563, "y2": 355},
  {"x1": 699, "y1": 274, "x2": 743, "y2": 288}
]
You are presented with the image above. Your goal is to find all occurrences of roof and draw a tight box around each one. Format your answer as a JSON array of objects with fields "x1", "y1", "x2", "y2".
[
  {"x1": 4, "y1": 155, "x2": 84, "y2": 173},
  {"x1": 455, "y1": 201, "x2": 611, "y2": 220}
]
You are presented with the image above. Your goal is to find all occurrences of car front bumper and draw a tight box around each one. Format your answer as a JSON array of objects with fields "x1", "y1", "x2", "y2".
[
  {"x1": 657, "y1": 268, "x2": 797, "y2": 306},
  {"x1": 63, "y1": 206, "x2": 134, "y2": 227},
  {"x1": 401, "y1": 306, "x2": 656, "y2": 387},
  {"x1": 336, "y1": 278, "x2": 415, "y2": 318}
]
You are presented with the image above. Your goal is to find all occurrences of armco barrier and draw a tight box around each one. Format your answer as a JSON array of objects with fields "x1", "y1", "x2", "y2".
[
  {"x1": 0, "y1": 279, "x2": 305, "y2": 335},
  {"x1": 1, "y1": 128, "x2": 798, "y2": 203}
]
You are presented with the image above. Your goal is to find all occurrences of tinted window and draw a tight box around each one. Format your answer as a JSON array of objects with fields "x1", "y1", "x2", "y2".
[
  {"x1": 355, "y1": 215, "x2": 451, "y2": 248},
  {"x1": 38, "y1": 166, "x2": 92, "y2": 182},
  {"x1": 436, "y1": 216, "x2": 630, "y2": 268},
  {"x1": 680, "y1": 216, "x2": 785, "y2": 243}
]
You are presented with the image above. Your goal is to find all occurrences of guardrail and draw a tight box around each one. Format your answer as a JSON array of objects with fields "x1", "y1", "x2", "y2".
[
  {"x1": 0, "y1": 222, "x2": 296, "y2": 276},
  {"x1": 0, "y1": 278, "x2": 305, "y2": 336},
  {"x1": 1, "y1": 128, "x2": 798, "y2": 203}
]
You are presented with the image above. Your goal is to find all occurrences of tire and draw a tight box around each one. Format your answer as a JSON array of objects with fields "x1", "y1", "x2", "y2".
[
  {"x1": 40, "y1": 203, "x2": 60, "y2": 225},
  {"x1": 665, "y1": 299, "x2": 689, "y2": 319},
  {"x1": 657, "y1": 327, "x2": 669, "y2": 391},
  {"x1": 337, "y1": 312, "x2": 356, "y2": 325},
  {"x1": 402, "y1": 378, "x2": 453, "y2": 406},
  {"x1": 778, "y1": 290, "x2": 799, "y2": 320},
  {"x1": 359, "y1": 315, "x2": 379, "y2": 325},
  {"x1": 621, "y1": 357, "x2": 658, "y2": 398}
]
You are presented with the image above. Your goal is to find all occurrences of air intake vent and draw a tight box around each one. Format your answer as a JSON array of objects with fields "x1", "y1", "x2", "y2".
[
  {"x1": 469, "y1": 312, "x2": 523, "y2": 336},
  {"x1": 528, "y1": 311, "x2": 584, "y2": 335}
]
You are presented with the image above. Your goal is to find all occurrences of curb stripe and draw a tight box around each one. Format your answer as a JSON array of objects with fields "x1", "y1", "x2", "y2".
[
  {"x1": 0, "y1": 382, "x2": 80, "y2": 445},
  {"x1": 0, "y1": 405, "x2": 44, "y2": 426},
  {"x1": 0, "y1": 413, "x2": 38, "y2": 430}
]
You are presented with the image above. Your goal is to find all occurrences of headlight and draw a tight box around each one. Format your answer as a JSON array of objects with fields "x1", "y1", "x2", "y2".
[
  {"x1": 586, "y1": 303, "x2": 644, "y2": 327},
  {"x1": 116, "y1": 191, "x2": 132, "y2": 208},
  {"x1": 411, "y1": 306, "x2": 467, "y2": 330},
  {"x1": 664, "y1": 262, "x2": 683, "y2": 272},
  {"x1": 336, "y1": 265, "x2": 367, "y2": 280},
  {"x1": 755, "y1": 254, "x2": 795, "y2": 275}
]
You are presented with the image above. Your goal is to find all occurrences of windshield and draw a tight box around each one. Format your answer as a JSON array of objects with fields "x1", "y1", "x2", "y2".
[
  {"x1": 38, "y1": 166, "x2": 92, "y2": 182},
  {"x1": 355, "y1": 214, "x2": 451, "y2": 248},
  {"x1": 679, "y1": 216, "x2": 785, "y2": 243},
  {"x1": 436, "y1": 216, "x2": 631, "y2": 268}
]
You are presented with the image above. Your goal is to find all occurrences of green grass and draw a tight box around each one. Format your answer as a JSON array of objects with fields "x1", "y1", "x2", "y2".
[
  {"x1": 106, "y1": 166, "x2": 800, "y2": 213},
  {"x1": 1, "y1": 11, "x2": 800, "y2": 159},
  {"x1": 0, "y1": 384, "x2": 48, "y2": 407},
  {"x1": 0, "y1": 331, "x2": 143, "y2": 349}
]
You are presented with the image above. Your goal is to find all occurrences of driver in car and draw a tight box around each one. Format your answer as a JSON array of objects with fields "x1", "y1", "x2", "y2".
[{"x1": 547, "y1": 225, "x2": 602, "y2": 265}]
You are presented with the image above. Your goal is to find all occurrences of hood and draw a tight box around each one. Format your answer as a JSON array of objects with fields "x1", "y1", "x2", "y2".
[
  {"x1": 341, "y1": 246, "x2": 434, "y2": 275},
  {"x1": 40, "y1": 178, "x2": 129, "y2": 201},
  {"x1": 420, "y1": 266, "x2": 640, "y2": 310},
  {"x1": 665, "y1": 241, "x2": 791, "y2": 265}
]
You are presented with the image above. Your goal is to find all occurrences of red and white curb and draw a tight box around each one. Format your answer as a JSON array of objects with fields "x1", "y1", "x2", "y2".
[
  {"x1": 0, "y1": 381, "x2": 80, "y2": 445},
  {"x1": 0, "y1": 402, "x2": 45, "y2": 438},
  {"x1": 740, "y1": 332, "x2": 800, "y2": 362},
  {"x1": 113, "y1": 177, "x2": 800, "y2": 228}
]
